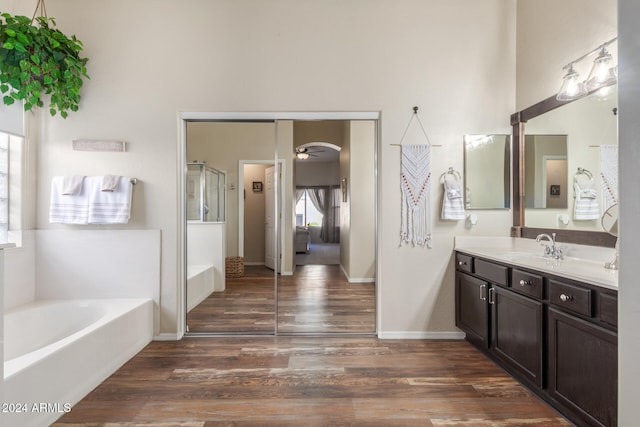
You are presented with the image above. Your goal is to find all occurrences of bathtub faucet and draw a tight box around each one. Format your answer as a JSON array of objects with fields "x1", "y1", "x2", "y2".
[{"x1": 536, "y1": 232, "x2": 563, "y2": 260}]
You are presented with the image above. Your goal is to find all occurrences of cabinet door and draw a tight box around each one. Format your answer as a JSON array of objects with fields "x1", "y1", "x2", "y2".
[
  {"x1": 548, "y1": 308, "x2": 617, "y2": 427},
  {"x1": 491, "y1": 286, "x2": 543, "y2": 388},
  {"x1": 455, "y1": 272, "x2": 489, "y2": 348}
]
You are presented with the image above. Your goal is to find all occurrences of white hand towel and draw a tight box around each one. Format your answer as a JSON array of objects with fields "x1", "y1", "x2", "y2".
[
  {"x1": 441, "y1": 179, "x2": 465, "y2": 220},
  {"x1": 49, "y1": 176, "x2": 89, "y2": 224},
  {"x1": 101, "y1": 174, "x2": 120, "y2": 192},
  {"x1": 573, "y1": 176, "x2": 600, "y2": 220},
  {"x1": 87, "y1": 176, "x2": 133, "y2": 224},
  {"x1": 61, "y1": 175, "x2": 85, "y2": 195}
]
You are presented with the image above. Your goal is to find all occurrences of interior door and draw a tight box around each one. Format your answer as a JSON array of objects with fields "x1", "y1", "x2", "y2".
[{"x1": 264, "y1": 165, "x2": 276, "y2": 270}]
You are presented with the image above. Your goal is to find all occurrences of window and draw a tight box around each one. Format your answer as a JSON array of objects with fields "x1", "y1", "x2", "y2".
[{"x1": 295, "y1": 189, "x2": 323, "y2": 227}]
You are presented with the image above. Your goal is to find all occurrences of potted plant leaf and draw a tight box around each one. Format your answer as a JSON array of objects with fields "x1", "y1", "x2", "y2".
[{"x1": 0, "y1": 10, "x2": 89, "y2": 118}]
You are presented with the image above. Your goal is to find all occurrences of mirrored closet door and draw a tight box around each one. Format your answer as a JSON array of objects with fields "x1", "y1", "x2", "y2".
[{"x1": 184, "y1": 116, "x2": 377, "y2": 335}]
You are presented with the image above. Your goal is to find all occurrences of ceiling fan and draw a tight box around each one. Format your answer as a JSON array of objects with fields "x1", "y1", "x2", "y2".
[{"x1": 295, "y1": 146, "x2": 325, "y2": 160}]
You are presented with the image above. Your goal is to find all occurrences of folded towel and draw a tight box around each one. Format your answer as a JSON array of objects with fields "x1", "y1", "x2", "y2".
[
  {"x1": 441, "y1": 178, "x2": 465, "y2": 220},
  {"x1": 101, "y1": 174, "x2": 120, "y2": 192},
  {"x1": 49, "y1": 176, "x2": 89, "y2": 224},
  {"x1": 579, "y1": 189, "x2": 597, "y2": 199},
  {"x1": 61, "y1": 175, "x2": 85, "y2": 195},
  {"x1": 87, "y1": 176, "x2": 133, "y2": 224},
  {"x1": 573, "y1": 176, "x2": 599, "y2": 220}
]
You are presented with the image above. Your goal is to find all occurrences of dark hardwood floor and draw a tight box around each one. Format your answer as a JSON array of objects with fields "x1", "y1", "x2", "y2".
[
  {"x1": 187, "y1": 265, "x2": 376, "y2": 334},
  {"x1": 54, "y1": 338, "x2": 570, "y2": 426}
]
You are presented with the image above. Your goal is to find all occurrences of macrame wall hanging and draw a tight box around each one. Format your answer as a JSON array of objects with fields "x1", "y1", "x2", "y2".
[{"x1": 394, "y1": 107, "x2": 440, "y2": 248}]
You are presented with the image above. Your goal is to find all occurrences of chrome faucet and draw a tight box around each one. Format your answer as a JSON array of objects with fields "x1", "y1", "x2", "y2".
[{"x1": 536, "y1": 232, "x2": 563, "y2": 260}]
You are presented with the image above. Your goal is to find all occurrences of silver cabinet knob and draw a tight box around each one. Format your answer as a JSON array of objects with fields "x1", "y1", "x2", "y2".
[
  {"x1": 458, "y1": 261, "x2": 466, "y2": 266},
  {"x1": 560, "y1": 293, "x2": 573, "y2": 302},
  {"x1": 519, "y1": 279, "x2": 531, "y2": 286}
]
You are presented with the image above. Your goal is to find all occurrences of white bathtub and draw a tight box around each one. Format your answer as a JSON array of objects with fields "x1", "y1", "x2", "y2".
[{"x1": 3, "y1": 298, "x2": 154, "y2": 427}]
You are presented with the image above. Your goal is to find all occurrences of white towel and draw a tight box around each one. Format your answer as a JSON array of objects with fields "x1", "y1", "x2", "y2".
[
  {"x1": 49, "y1": 176, "x2": 89, "y2": 224},
  {"x1": 441, "y1": 178, "x2": 465, "y2": 220},
  {"x1": 600, "y1": 145, "x2": 618, "y2": 212},
  {"x1": 61, "y1": 175, "x2": 85, "y2": 195},
  {"x1": 87, "y1": 176, "x2": 133, "y2": 224},
  {"x1": 573, "y1": 176, "x2": 600, "y2": 220},
  {"x1": 101, "y1": 174, "x2": 120, "y2": 192}
]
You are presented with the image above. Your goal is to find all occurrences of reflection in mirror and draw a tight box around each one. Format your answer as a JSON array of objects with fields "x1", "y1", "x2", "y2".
[
  {"x1": 184, "y1": 119, "x2": 376, "y2": 335},
  {"x1": 523, "y1": 87, "x2": 618, "y2": 231},
  {"x1": 186, "y1": 121, "x2": 278, "y2": 334},
  {"x1": 602, "y1": 203, "x2": 619, "y2": 269},
  {"x1": 187, "y1": 163, "x2": 226, "y2": 222},
  {"x1": 524, "y1": 135, "x2": 568, "y2": 209},
  {"x1": 601, "y1": 203, "x2": 619, "y2": 237},
  {"x1": 463, "y1": 134, "x2": 510, "y2": 209}
]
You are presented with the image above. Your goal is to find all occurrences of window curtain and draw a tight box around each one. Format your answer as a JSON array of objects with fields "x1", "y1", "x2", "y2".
[{"x1": 307, "y1": 186, "x2": 336, "y2": 243}]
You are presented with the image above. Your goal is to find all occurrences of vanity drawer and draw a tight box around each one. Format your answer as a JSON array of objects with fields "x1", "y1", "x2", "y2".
[
  {"x1": 511, "y1": 269, "x2": 543, "y2": 299},
  {"x1": 600, "y1": 293, "x2": 618, "y2": 327},
  {"x1": 455, "y1": 253, "x2": 474, "y2": 273},
  {"x1": 549, "y1": 280, "x2": 593, "y2": 317},
  {"x1": 474, "y1": 259, "x2": 508, "y2": 286}
]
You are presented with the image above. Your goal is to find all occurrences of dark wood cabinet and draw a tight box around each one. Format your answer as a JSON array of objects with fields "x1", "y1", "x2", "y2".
[
  {"x1": 491, "y1": 286, "x2": 543, "y2": 388},
  {"x1": 455, "y1": 251, "x2": 617, "y2": 427},
  {"x1": 548, "y1": 308, "x2": 617, "y2": 427},
  {"x1": 455, "y1": 272, "x2": 488, "y2": 348}
]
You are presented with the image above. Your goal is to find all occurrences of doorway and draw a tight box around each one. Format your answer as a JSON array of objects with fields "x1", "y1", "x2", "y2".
[{"x1": 180, "y1": 112, "x2": 378, "y2": 336}]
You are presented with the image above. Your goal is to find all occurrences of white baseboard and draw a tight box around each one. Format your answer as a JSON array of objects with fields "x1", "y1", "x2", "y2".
[
  {"x1": 339, "y1": 264, "x2": 375, "y2": 283},
  {"x1": 154, "y1": 332, "x2": 183, "y2": 341},
  {"x1": 378, "y1": 331, "x2": 465, "y2": 340},
  {"x1": 348, "y1": 277, "x2": 375, "y2": 283}
]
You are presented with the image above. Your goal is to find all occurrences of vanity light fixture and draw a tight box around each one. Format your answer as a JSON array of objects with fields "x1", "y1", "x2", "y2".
[
  {"x1": 556, "y1": 64, "x2": 588, "y2": 101},
  {"x1": 586, "y1": 47, "x2": 617, "y2": 91},
  {"x1": 556, "y1": 37, "x2": 618, "y2": 101}
]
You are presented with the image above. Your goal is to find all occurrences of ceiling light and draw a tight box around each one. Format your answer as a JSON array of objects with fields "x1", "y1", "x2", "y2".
[{"x1": 296, "y1": 152, "x2": 309, "y2": 160}]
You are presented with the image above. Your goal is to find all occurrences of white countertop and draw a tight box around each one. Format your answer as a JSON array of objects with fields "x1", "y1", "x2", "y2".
[{"x1": 454, "y1": 236, "x2": 618, "y2": 290}]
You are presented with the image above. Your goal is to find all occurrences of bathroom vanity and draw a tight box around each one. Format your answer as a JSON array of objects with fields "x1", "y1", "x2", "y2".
[{"x1": 454, "y1": 237, "x2": 617, "y2": 427}]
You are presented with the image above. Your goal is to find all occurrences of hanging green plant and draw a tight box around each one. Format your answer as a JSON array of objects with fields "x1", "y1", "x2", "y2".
[{"x1": 0, "y1": 11, "x2": 89, "y2": 118}]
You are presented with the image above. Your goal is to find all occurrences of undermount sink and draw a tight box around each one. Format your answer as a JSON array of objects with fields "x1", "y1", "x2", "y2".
[
  {"x1": 489, "y1": 251, "x2": 546, "y2": 261},
  {"x1": 488, "y1": 250, "x2": 594, "y2": 265}
]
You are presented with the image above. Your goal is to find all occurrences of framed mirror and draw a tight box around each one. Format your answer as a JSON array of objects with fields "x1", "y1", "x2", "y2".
[
  {"x1": 463, "y1": 134, "x2": 511, "y2": 209},
  {"x1": 511, "y1": 86, "x2": 618, "y2": 247}
]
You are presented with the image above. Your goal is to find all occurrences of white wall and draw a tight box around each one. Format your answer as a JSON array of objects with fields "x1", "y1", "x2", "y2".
[
  {"x1": 187, "y1": 122, "x2": 275, "y2": 258},
  {"x1": 15, "y1": 0, "x2": 515, "y2": 336},
  {"x1": 516, "y1": 0, "x2": 617, "y2": 110},
  {"x1": 344, "y1": 121, "x2": 375, "y2": 282}
]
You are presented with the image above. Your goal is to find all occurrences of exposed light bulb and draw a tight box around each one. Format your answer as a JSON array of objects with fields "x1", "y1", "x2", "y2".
[
  {"x1": 556, "y1": 64, "x2": 587, "y2": 101},
  {"x1": 586, "y1": 47, "x2": 617, "y2": 91}
]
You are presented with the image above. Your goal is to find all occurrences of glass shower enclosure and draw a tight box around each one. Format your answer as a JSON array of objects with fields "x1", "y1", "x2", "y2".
[{"x1": 187, "y1": 162, "x2": 226, "y2": 222}]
